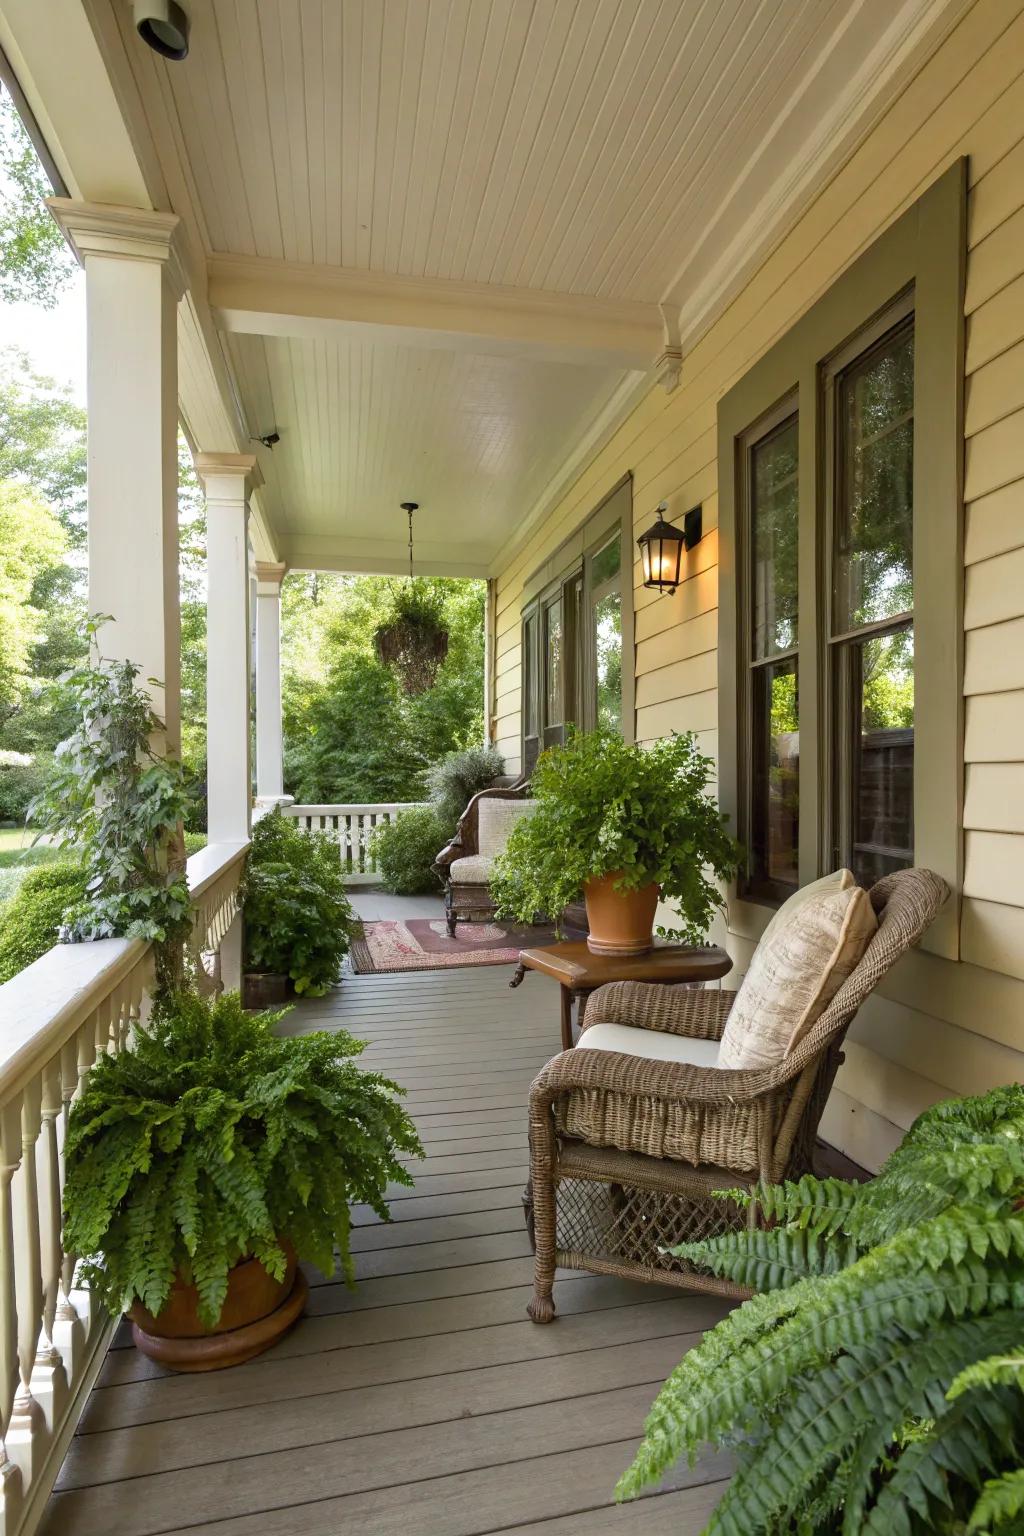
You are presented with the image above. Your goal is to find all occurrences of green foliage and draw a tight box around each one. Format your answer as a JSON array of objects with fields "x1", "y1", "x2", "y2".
[
  {"x1": 27, "y1": 621, "x2": 193, "y2": 983},
  {"x1": 370, "y1": 805, "x2": 448, "y2": 895},
  {"x1": 0, "y1": 747, "x2": 48, "y2": 822},
  {"x1": 282, "y1": 573, "x2": 485, "y2": 803},
  {"x1": 427, "y1": 744, "x2": 505, "y2": 833},
  {"x1": 242, "y1": 809, "x2": 355, "y2": 995},
  {"x1": 0, "y1": 478, "x2": 67, "y2": 723},
  {"x1": 182, "y1": 831, "x2": 208, "y2": 857},
  {"x1": 491, "y1": 728, "x2": 741, "y2": 944},
  {"x1": 0, "y1": 88, "x2": 76, "y2": 308},
  {"x1": 618, "y1": 1085, "x2": 1024, "y2": 1534},
  {"x1": 62, "y1": 989, "x2": 422, "y2": 1327},
  {"x1": 0, "y1": 859, "x2": 88, "y2": 982}
]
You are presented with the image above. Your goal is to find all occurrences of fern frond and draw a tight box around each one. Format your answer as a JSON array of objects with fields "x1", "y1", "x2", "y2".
[
  {"x1": 948, "y1": 1352, "x2": 1024, "y2": 1401},
  {"x1": 672, "y1": 1225, "x2": 860, "y2": 1290},
  {"x1": 967, "y1": 1468, "x2": 1024, "y2": 1532}
]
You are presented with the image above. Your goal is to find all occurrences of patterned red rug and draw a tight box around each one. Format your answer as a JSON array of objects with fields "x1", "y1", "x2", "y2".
[{"x1": 351, "y1": 917, "x2": 583, "y2": 974}]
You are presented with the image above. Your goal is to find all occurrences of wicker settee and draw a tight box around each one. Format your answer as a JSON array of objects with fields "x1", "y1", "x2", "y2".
[
  {"x1": 433, "y1": 782, "x2": 534, "y2": 937},
  {"x1": 523, "y1": 868, "x2": 949, "y2": 1321}
]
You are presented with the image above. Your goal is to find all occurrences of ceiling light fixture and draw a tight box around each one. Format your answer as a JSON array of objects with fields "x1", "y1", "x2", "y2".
[{"x1": 134, "y1": 0, "x2": 190, "y2": 60}]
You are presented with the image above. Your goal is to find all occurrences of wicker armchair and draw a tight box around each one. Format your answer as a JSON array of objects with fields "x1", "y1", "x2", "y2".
[{"x1": 524, "y1": 868, "x2": 948, "y2": 1322}]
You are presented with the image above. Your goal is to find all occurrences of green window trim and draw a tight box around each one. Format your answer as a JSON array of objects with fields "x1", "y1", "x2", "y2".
[{"x1": 718, "y1": 159, "x2": 965, "y2": 960}]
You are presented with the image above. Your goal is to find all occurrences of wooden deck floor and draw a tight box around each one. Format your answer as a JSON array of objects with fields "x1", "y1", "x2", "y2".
[{"x1": 42, "y1": 964, "x2": 736, "y2": 1536}]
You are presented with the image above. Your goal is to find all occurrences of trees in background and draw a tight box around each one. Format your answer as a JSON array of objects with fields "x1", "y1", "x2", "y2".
[
  {"x1": 0, "y1": 86, "x2": 75, "y2": 308},
  {"x1": 281, "y1": 573, "x2": 485, "y2": 805}
]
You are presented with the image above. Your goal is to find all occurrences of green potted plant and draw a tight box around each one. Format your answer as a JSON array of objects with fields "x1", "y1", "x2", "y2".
[
  {"x1": 618, "y1": 1084, "x2": 1024, "y2": 1533},
  {"x1": 62, "y1": 989, "x2": 422, "y2": 1371},
  {"x1": 374, "y1": 578, "x2": 449, "y2": 695},
  {"x1": 491, "y1": 728, "x2": 740, "y2": 954},
  {"x1": 241, "y1": 808, "x2": 356, "y2": 1002}
]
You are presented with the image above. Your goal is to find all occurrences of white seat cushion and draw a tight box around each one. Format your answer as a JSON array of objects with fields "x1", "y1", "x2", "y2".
[
  {"x1": 449, "y1": 854, "x2": 493, "y2": 884},
  {"x1": 718, "y1": 885, "x2": 877, "y2": 1071},
  {"x1": 576, "y1": 1021, "x2": 722, "y2": 1069},
  {"x1": 476, "y1": 797, "x2": 536, "y2": 858}
]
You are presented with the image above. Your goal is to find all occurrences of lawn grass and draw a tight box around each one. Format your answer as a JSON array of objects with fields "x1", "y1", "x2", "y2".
[{"x1": 0, "y1": 827, "x2": 64, "y2": 904}]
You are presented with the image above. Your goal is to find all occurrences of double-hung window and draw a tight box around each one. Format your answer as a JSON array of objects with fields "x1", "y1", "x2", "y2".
[
  {"x1": 521, "y1": 478, "x2": 634, "y2": 771},
  {"x1": 719, "y1": 162, "x2": 964, "y2": 956}
]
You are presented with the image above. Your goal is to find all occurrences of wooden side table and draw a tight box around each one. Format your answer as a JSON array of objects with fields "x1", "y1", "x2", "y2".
[{"x1": 510, "y1": 940, "x2": 733, "y2": 1051}]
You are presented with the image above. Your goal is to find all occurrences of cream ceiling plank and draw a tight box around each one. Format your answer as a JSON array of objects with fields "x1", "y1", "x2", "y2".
[
  {"x1": 218, "y1": 0, "x2": 286, "y2": 260},
  {"x1": 321, "y1": 0, "x2": 343, "y2": 269},
  {"x1": 208, "y1": 254, "x2": 662, "y2": 368},
  {"x1": 397, "y1": 0, "x2": 461, "y2": 276},
  {"x1": 299, "y1": 0, "x2": 328, "y2": 268},
  {"x1": 355, "y1": 0, "x2": 384, "y2": 271},
  {"x1": 369, "y1": 0, "x2": 406, "y2": 274}
]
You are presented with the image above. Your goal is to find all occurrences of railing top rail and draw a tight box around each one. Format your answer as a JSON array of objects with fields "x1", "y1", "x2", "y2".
[
  {"x1": 0, "y1": 840, "x2": 249, "y2": 1110},
  {"x1": 285, "y1": 802, "x2": 423, "y2": 815}
]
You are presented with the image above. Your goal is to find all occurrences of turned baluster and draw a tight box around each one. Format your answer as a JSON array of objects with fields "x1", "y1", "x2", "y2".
[
  {"x1": 31, "y1": 1061, "x2": 68, "y2": 1432},
  {"x1": 60, "y1": 1023, "x2": 98, "y2": 1339},
  {"x1": 53, "y1": 1038, "x2": 85, "y2": 1383},
  {"x1": 0, "y1": 1096, "x2": 24, "y2": 1525},
  {"x1": 7, "y1": 1079, "x2": 47, "y2": 1489}
]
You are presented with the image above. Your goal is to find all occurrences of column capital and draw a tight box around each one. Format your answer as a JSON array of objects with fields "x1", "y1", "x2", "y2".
[
  {"x1": 194, "y1": 452, "x2": 263, "y2": 499},
  {"x1": 46, "y1": 198, "x2": 189, "y2": 300},
  {"x1": 254, "y1": 561, "x2": 287, "y2": 592}
]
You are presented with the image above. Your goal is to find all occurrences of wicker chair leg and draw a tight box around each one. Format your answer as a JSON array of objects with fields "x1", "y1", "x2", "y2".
[
  {"x1": 527, "y1": 1125, "x2": 558, "y2": 1324},
  {"x1": 445, "y1": 887, "x2": 457, "y2": 939}
]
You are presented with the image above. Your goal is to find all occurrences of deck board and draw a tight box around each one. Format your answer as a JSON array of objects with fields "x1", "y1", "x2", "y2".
[{"x1": 42, "y1": 964, "x2": 733, "y2": 1535}]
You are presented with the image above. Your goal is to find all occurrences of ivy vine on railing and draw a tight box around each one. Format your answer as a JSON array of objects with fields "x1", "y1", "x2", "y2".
[{"x1": 28, "y1": 616, "x2": 194, "y2": 991}]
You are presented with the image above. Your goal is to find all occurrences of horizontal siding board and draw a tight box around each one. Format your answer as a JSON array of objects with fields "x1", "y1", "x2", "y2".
[
  {"x1": 964, "y1": 337, "x2": 1024, "y2": 434},
  {"x1": 964, "y1": 205, "x2": 1024, "y2": 312},
  {"x1": 965, "y1": 691, "x2": 1024, "y2": 761},
  {"x1": 964, "y1": 480, "x2": 1024, "y2": 564},
  {"x1": 963, "y1": 616, "x2": 1024, "y2": 692},
  {"x1": 962, "y1": 897, "x2": 1024, "y2": 981},
  {"x1": 964, "y1": 828, "x2": 1024, "y2": 906},
  {"x1": 964, "y1": 762, "x2": 1024, "y2": 830},
  {"x1": 635, "y1": 650, "x2": 717, "y2": 708},
  {"x1": 967, "y1": 135, "x2": 1024, "y2": 247},
  {"x1": 963, "y1": 407, "x2": 1024, "y2": 501},
  {"x1": 965, "y1": 272, "x2": 1024, "y2": 372},
  {"x1": 964, "y1": 545, "x2": 1024, "y2": 628}
]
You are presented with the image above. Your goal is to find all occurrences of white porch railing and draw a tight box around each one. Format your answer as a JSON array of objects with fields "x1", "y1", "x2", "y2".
[
  {"x1": 0, "y1": 841, "x2": 248, "y2": 1536},
  {"x1": 284, "y1": 803, "x2": 421, "y2": 884}
]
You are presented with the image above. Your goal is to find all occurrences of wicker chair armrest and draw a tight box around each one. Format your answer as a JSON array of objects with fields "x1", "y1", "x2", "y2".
[
  {"x1": 581, "y1": 982, "x2": 735, "y2": 1042},
  {"x1": 529, "y1": 1041, "x2": 789, "y2": 1111}
]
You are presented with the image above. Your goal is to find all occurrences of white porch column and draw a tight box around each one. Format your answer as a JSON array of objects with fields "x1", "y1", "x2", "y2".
[
  {"x1": 253, "y1": 562, "x2": 290, "y2": 807},
  {"x1": 196, "y1": 454, "x2": 262, "y2": 843},
  {"x1": 47, "y1": 200, "x2": 187, "y2": 748}
]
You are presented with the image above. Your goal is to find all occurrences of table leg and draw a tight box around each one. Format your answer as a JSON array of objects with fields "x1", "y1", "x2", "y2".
[{"x1": 559, "y1": 987, "x2": 574, "y2": 1051}]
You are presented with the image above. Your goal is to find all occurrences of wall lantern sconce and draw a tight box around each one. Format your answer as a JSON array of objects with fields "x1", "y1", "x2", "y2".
[{"x1": 637, "y1": 502, "x2": 702, "y2": 593}]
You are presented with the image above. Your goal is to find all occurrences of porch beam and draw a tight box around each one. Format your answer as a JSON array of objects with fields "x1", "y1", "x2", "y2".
[
  {"x1": 253, "y1": 562, "x2": 290, "y2": 810},
  {"x1": 208, "y1": 254, "x2": 662, "y2": 370},
  {"x1": 197, "y1": 454, "x2": 261, "y2": 844},
  {"x1": 278, "y1": 535, "x2": 490, "y2": 580},
  {"x1": 47, "y1": 198, "x2": 187, "y2": 750}
]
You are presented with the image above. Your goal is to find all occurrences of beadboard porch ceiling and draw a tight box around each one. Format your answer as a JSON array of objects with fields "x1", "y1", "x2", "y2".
[{"x1": 8, "y1": 0, "x2": 972, "y2": 573}]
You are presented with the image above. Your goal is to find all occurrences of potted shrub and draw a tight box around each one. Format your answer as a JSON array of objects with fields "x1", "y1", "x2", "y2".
[
  {"x1": 62, "y1": 989, "x2": 422, "y2": 1371},
  {"x1": 370, "y1": 804, "x2": 449, "y2": 895},
  {"x1": 617, "y1": 1084, "x2": 1024, "y2": 1533},
  {"x1": 241, "y1": 808, "x2": 355, "y2": 1002},
  {"x1": 491, "y1": 728, "x2": 740, "y2": 954}
]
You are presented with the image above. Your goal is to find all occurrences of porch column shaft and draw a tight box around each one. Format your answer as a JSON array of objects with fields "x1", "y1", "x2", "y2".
[
  {"x1": 197, "y1": 455, "x2": 261, "y2": 843},
  {"x1": 254, "y1": 563, "x2": 288, "y2": 804},
  {"x1": 47, "y1": 200, "x2": 187, "y2": 747}
]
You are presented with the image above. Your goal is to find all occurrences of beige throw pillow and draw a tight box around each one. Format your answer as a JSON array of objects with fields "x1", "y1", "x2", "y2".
[
  {"x1": 759, "y1": 868, "x2": 855, "y2": 949},
  {"x1": 718, "y1": 886, "x2": 877, "y2": 1071}
]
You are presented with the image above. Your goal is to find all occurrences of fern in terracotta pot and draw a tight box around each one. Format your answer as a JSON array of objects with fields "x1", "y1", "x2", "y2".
[
  {"x1": 491, "y1": 728, "x2": 740, "y2": 953},
  {"x1": 62, "y1": 990, "x2": 421, "y2": 1370}
]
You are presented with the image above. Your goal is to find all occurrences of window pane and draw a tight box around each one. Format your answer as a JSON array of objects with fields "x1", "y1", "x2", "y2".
[
  {"x1": 847, "y1": 626, "x2": 914, "y2": 885},
  {"x1": 594, "y1": 591, "x2": 622, "y2": 732},
  {"x1": 750, "y1": 657, "x2": 799, "y2": 894},
  {"x1": 834, "y1": 321, "x2": 914, "y2": 631},
  {"x1": 751, "y1": 414, "x2": 799, "y2": 660},
  {"x1": 543, "y1": 596, "x2": 562, "y2": 738},
  {"x1": 523, "y1": 611, "x2": 539, "y2": 736},
  {"x1": 591, "y1": 533, "x2": 621, "y2": 588}
]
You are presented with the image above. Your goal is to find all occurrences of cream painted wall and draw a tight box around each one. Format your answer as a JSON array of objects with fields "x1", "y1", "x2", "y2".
[{"x1": 492, "y1": 0, "x2": 1024, "y2": 1172}]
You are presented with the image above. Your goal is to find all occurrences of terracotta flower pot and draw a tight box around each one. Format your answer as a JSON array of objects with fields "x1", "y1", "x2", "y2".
[
  {"x1": 583, "y1": 873, "x2": 660, "y2": 956},
  {"x1": 243, "y1": 971, "x2": 289, "y2": 1008},
  {"x1": 128, "y1": 1243, "x2": 308, "y2": 1372}
]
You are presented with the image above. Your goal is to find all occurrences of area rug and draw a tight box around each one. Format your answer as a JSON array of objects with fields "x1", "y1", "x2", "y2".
[{"x1": 351, "y1": 918, "x2": 584, "y2": 974}]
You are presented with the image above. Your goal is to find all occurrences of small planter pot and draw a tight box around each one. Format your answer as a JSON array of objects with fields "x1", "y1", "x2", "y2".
[
  {"x1": 583, "y1": 873, "x2": 660, "y2": 956},
  {"x1": 128, "y1": 1244, "x2": 308, "y2": 1372},
  {"x1": 243, "y1": 971, "x2": 289, "y2": 1009}
]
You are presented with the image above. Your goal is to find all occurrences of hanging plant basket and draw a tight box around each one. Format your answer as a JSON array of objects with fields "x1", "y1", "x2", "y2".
[{"x1": 374, "y1": 579, "x2": 449, "y2": 695}]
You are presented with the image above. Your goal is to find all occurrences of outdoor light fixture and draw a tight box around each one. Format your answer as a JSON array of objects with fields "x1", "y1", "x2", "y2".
[
  {"x1": 134, "y1": 0, "x2": 190, "y2": 60},
  {"x1": 637, "y1": 502, "x2": 702, "y2": 593},
  {"x1": 251, "y1": 431, "x2": 280, "y2": 450}
]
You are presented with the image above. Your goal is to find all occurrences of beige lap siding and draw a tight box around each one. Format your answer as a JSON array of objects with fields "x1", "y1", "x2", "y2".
[{"x1": 491, "y1": 0, "x2": 1024, "y2": 1171}]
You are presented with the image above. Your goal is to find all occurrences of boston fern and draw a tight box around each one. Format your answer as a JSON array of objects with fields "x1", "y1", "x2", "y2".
[
  {"x1": 241, "y1": 808, "x2": 356, "y2": 995},
  {"x1": 492, "y1": 728, "x2": 740, "y2": 944},
  {"x1": 62, "y1": 990, "x2": 422, "y2": 1328},
  {"x1": 618, "y1": 1085, "x2": 1024, "y2": 1534}
]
